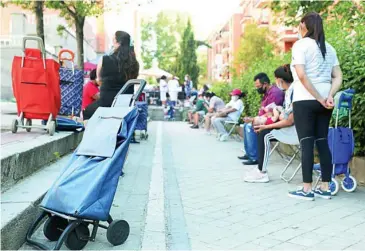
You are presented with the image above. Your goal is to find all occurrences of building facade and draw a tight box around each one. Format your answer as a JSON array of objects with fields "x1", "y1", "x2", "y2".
[{"x1": 207, "y1": 0, "x2": 297, "y2": 82}]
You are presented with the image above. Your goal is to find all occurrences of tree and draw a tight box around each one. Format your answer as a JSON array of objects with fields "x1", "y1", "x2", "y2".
[
  {"x1": 154, "y1": 12, "x2": 180, "y2": 73},
  {"x1": 234, "y1": 24, "x2": 274, "y2": 72},
  {"x1": 176, "y1": 20, "x2": 199, "y2": 87},
  {"x1": 1, "y1": 1, "x2": 45, "y2": 43},
  {"x1": 46, "y1": 0, "x2": 104, "y2": 70},
  {"x1": 140, "y1": 19, "x2": 154, "y2": 69},
  {"x1": 197, "y1": 52, "x2": 208, "y2": 81}
]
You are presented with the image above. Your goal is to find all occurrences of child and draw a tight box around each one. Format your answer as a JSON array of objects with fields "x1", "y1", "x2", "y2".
[{"x1": 163, "y1": 93, "x2": 175, "y2": 120}]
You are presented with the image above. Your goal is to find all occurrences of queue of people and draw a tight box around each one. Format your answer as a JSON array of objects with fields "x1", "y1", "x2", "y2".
[
  {"x1": 187, "y1": 12, "x2": 343, "y2": 201},
  {"x1": 81, "y1": 11, "x2": 343, "y2": 201}
]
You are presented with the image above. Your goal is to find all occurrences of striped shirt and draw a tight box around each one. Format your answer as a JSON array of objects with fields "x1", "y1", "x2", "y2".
[{"x1": 291, "y1": 37, "x2": 340, "y2": 102}]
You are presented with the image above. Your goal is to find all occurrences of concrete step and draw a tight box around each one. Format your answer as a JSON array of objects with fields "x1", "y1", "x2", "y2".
[
  {"x1": 148, "y1": 106, "x2": 185, "y2": 121},
  {"x1": 1, "y1": 155, "x2": 71, "y2": 251},
  {"x1": 1, "y1": 131, "x2": 83, "y2": 193}
]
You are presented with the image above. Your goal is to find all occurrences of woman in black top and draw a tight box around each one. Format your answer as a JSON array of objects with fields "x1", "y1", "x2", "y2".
[{"x1": 83, "y1": 31, "x2": 139, "y2": 120}]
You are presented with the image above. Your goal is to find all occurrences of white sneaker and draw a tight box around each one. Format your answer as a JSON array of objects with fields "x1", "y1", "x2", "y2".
[
  {"x1": 244, "y1": 170, "x2": 269, "y2": 183},
  {"x1": 205, "y1": 131, "x2": 211, "y2": 135},
  {"x1": 219, "y1": 134, "x2": 228, "y2": 142}
]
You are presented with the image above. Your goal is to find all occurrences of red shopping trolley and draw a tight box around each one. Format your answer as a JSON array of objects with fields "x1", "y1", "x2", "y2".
[{"x1": 11, "y1": 36, "x2": 61, "y2": 135}]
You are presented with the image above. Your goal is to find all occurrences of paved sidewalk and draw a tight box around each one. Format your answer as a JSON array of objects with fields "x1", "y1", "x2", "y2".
[{"x1": 21, "y1": 122, "x2": 365, "y2": 250}]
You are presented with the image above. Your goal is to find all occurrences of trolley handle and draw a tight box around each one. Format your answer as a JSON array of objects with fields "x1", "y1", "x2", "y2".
[
  {"x1": 58, "y1": 49, "x2": 75, "y2": 74},
  {"x1": 114, "y1": 79, "x2": 147, "y2": 104},
  {"x1": 21, "y1": 36, "x2": 46, "y2": 69},
  {"x1": 337, "y1": 89, "x2": 355, "y2": 110}
]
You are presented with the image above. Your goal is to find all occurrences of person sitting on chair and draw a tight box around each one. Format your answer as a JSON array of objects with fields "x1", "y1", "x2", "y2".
[
  {"x1": 238, "y1": 73, "x2": 284, "y2": 165},
  {"x1": 212, "y1": 89, "x2": 245, "y2": 142},
  {"x1": 189, "y1": 92, "x2": 208, "y2": 129},
  {"x1": 203, "y1": 92, "x2": 226, "y2": 134},
  {"x1": 244, "y1": 64, "x2": 295, "y2": 183}
]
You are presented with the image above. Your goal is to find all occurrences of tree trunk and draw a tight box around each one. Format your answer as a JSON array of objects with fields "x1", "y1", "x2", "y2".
[
  {"x1": 34, "y1": 1, "x2": 45, "y2": 44},
  {"x1": 75, "y1": 17, "x2": 85, "y2": 70}
]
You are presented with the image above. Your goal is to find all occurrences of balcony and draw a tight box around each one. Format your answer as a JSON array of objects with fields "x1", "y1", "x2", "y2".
[
  {"x1": 240, "y1": 15, "x2": 253, "y2": 25},
  {"x1": 222, "y1": 46, "x2": 230, "y2": 54},
  {"x1": 278, "y1": 29, "x2": 298, "y2": 42}
]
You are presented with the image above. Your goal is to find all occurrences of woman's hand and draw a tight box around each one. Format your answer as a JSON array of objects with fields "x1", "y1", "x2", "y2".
[
  {"x1": 254, "y1": 124, "x2": 267, "y2": 133},
  {"x1": 318, "y1": 98, "x2": 328, "y2": 109},
  {"x1": 326, "y1": 95, "x2": 335, "y2": 109}
]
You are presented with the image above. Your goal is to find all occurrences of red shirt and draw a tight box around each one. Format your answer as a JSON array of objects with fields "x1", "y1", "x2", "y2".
[{"x1": 82, "y1": 81, "x2": 99, "y2": 109}]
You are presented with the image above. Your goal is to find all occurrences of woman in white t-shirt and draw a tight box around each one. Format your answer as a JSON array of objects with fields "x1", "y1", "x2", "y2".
[
  {"x1": 159, "y1": 75, "x2": 168, "y2": 105},
  {"x1": 289, "y1": 12, "x2": 343, "y2": 201}
]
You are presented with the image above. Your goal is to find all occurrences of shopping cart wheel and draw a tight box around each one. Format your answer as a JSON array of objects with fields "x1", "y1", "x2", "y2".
[
  {"x1": 48, "y1": 121, "x2": 56, "y2": 136},
  {"x1": 11, "y1": 119, "x2": 18, "y2": 133},
  {"x1": 25, "y1": 119, "x2": 32, "y2": 132},
  {"x1": 43, "y1": 215, "x2": 68, "y2": 241},
  {"x1": 145, "y1": 133, "x2": 148, "y2": 140},
  {"x1": 107, "y1": 220, "x2": 130, "y2": 246},
  {"x1": 341, "y1": 175, "x2": 357, "y2": 193},
  {"x1": 140, "y1": 133, "x2": 145, "y2": 140},
  {"x1": 65, "y1": 223, "x2": 90, "y2": 250},
  {"x1": 330, "y1": 178, "x2": 340, "y2": 196}
]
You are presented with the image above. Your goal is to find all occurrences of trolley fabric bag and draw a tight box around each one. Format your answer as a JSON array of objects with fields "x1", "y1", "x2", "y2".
[
  {"x1": 58, "y1": 49, "x2": 83, "y2": 117},
  {"x1": 12, "y1": 37, "x2": 61, "y2": 120}
]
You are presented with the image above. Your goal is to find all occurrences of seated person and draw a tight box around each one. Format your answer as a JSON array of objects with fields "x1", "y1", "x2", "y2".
[
  {"x1": 212, "y1": 89, "x2": 245, "y2": 142},
  {"x1": 164, "y1": 93, "x2": 175, "y2": 120},
  {"x1": 203, "y1": 92, "x2": 226, "y2": 134},
  {"x1": 244, "y1": 64, "x2": 295, "y2": 183},
  {"x1": 238, "y1": 72, "x2": 285, "y2": 165},
  {"x1": 188, "y1": 93, "x2": 208, "y2": 128},
  {"x1": 82, "y1": 69, "x2": 100, "y2": 111}
]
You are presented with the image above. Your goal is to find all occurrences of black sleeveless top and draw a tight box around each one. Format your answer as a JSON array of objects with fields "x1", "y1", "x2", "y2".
[{"x1": 99, "y1": 55, "x2": 134, "y2": 107}]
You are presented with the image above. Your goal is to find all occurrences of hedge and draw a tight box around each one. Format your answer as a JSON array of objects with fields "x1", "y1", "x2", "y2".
[{"x1": 210, "y1": 21, "x2": 365, "y2": 156}]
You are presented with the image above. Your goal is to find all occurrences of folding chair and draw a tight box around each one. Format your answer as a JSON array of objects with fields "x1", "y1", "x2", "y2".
[
  {"x1": 264, "y1": 127, "x2": 301, "y2": 182},
  {"x1": 223, "y1": 108, "x2": 244, "y2": 140}
]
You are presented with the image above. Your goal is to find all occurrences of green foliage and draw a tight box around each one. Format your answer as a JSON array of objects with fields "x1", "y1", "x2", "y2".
[
  {"x1": 176, "y1": 20, "x2": 199, "y2": 87},
  {"x1": 270, "y1": 0, "x2": 334, "y2": 25},
  {"x1": 197, "y1": 53, "x2": 208, "y2": 81},
  {"x1": 235, "y1": 24, "x2": 274, "y2": 70},
  {"x1": 140, "y1": 19, "x2": 154, "y2": 69},
  {"x1": 46, "y1": 0, "x2": 104, "y2": 69},
  {"x1": 154, "y1": 12, "x2": 180, "y2": 73},
  {"x1": 213, "y1": 54, "x2": 290, "y2": 117},
  {"x1": 210, "y1": 82, "x2": 232, "y2": 104},
  {"x1": 56, "y1": 25, "x2": 67, "y2": 37},
  {"x1": 325, "y1": 19, "x2": 365, "y2": 156},
  {"x1": 271, "y1": 0, "x2": 365, "y2": 155}
]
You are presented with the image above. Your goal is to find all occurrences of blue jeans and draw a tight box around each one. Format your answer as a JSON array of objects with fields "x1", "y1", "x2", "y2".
[{"x1": 243, "y1": 123, "x2": 258, "y2": 161}]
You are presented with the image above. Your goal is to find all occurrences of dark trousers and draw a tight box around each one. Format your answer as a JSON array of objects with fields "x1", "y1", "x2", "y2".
[
  {"x1": 293, "y1": 100, "x2": 333, "y2": 183},
  {"x1": 257, "y1": 129, "x2": 273, "y2": 171}
]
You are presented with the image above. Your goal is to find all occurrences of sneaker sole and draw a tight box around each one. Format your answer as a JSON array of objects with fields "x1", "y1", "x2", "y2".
[
  {"x1": 244, "y1": 179, "x2": 269, "y2": 183},
  {"x1": 314, "y1": 193, "x2": 331, "y2": 200},
  {"x1": 288, "y1": 193, "x2": 315, "y2": 201}
]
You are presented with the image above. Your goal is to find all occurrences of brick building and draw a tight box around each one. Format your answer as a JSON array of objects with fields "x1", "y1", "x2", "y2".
[{"x1": 207, "y1": 0, "x2": 297, "y2": 82}]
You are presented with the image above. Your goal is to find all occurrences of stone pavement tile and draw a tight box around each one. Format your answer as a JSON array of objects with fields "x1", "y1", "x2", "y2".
[
  {"x1": 345, "y1": 241, "x2": 365, "y2": 250},
  {"x1": 269, "y1": 227, "x2": 307, "y2": 242},
  {"x1": 251, "y1": 237, "x2": 283, "y2": 248},
  {"x1": 190, "y1": 239, "x2": 214, "y2": 250},
  {"x1": 141, "y1": 231, "x2": 166, "y2": 250},
  {"x1": 230, "y1": 242, "x2": 265, "y2": 250},
  {"x1": 343, "y1": 222, "x2": 365, "y2": 235},
  {"x1": 287, "y1": 232, "x2": 328, "y2": 247},
  {"x1": 271, "y1": 242, "x2": 307, "y2": 250},
  {"x1": 308, "y1": 236, "x2": 363, "y2": 250}
]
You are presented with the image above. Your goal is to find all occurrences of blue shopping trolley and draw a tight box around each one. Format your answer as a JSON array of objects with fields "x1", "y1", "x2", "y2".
[
  {"x1": 313, "y1": 89, "x2": 357, "y2": 196},
  {"x1": 26, "y1": 80, "x2": 146, "y2": 250}
]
